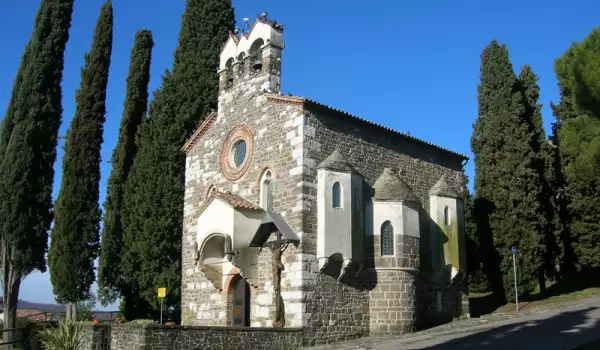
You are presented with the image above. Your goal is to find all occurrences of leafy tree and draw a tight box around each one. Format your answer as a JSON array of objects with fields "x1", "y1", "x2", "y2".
[
  {"x1": 552, "y1": 27, "x2": 600, "y2": 276},
  {"x1": 0, "y1": 0, "x2": 74, "y2": 340},
  {"x1": 48, "y1": 1, "x2": 113, "y2": 317},
  {"x1": 471, "y1": 40, "x2": 546, "y2": 300},
  {"x1": 120, "y1": 0, "x2": 234, "y2": 319},
  {"x1": 98, "y1": 29, "x2": 154, "y2": 307}
]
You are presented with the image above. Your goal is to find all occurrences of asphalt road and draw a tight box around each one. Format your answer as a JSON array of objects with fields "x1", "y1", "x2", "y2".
[{"x1": 371, "y1": 297, "x2": 600, "y2": 350}]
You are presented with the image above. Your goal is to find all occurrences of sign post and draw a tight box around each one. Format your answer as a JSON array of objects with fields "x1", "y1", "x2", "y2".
[
  {"x1": 511, "y1": 247, "x2": 519, "y2": 312},
  {"x1": 158, "y1": 288, "x2": 166, "y2": 324}
]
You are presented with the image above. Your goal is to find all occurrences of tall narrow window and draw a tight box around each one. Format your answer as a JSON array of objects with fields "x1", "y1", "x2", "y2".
[
  {"x1": 332, "y1": 182, "x2": 341, "y2": 208},
  {"x1": 444, "y1": 206, "x2": 450, "y2": 226},
  {"x1": 260, "y1": 170, "x2": 273, "y2": 212},
  {"x1": 381, "y1": 220, "x2": 394, "y2": 256}
]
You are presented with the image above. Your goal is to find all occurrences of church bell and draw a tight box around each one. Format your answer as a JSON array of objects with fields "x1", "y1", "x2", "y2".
[{"x1": 252, "y1": 57, "x2": 263, "y2": 71}]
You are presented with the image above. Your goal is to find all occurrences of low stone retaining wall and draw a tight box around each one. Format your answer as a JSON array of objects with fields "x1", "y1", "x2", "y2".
[{"x1": 84, "y1": 324, "x2": 303, "y2": 350}]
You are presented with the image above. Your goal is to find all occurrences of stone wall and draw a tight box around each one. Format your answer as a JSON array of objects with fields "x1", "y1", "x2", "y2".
[
  {"x1": 299, "y1": 103, "x2": 468, "y2": 336},
  {"x1": 109, "y1": 324, "x2": 303, "y2": 350},
  {"x1": 182, "y1": 47, "x2": 306, "y2": 328},
  {"x1": 82, "y1": 324, "x2": 110, "y2": 350}
]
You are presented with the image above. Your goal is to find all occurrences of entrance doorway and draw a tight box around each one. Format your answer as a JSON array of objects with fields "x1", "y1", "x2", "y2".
[{"x1": 230, "y1": 275, "x2": 250, "y2": 326}]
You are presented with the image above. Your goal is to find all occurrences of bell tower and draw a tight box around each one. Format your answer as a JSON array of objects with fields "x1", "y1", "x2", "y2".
[{"x1": 218, "y1": 12, "x2": 284, "y2": 95}]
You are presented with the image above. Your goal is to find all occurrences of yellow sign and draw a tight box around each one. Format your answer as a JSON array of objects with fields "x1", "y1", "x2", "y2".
[{"x1": 157, "y1": 288, "x2": 166, "y2": 298}]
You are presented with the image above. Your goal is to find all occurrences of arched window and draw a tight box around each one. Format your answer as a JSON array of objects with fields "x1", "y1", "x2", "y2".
[
  {"x1": 332, "y1": 182, "x2": 342, "y2": 208},
  {"x1": 237, "y1": 52, "x2": 246, "y2": 76},
  {"x1": 260, "y1": 169, "x2": 273, "y2": 212},
  {"x1": 249, "y1": 38, "x2": 264, "y2": 71},
  {"x1": 444, "y1": 206, "x2": 450, "y2": 226},
  {"x1": 224, "y1": 57, "x2": 234, "y2": 88},
  {"x1": 381, "y1": 221, "x2": 394, "y2": 256}
]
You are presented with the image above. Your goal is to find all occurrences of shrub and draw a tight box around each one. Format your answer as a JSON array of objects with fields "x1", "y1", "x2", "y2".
[
  {"x1": 128, "y1": 319, "x2": 157, "y2": 325},
  {"x1": 37, "y1": 320, "x2": 85, "y2": 350}
]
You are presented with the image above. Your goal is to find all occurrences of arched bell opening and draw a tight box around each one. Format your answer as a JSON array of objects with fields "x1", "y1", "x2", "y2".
[
  {"x1": 248, "y1": 38, "x2": 265, "y2": 72},
  {"x1": 198, "y1": 233, "x2": 234, "y2": 291}
]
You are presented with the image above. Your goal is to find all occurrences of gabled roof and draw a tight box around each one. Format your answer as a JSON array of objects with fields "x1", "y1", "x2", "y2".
[
  {"x1": 316, "y1": 148, "x2": 355, "y2": 172},
  {"x1": 373, "y1": 168, "x2": 419, "y2": 202},
  {"x1": 250, "y1": 212, "x2": 300, "y2": 248},
  {"x1": 195, "y1": 191, "x2": 262, "y2": 218},
  {"x1": 429, "y1": 175, "x2": 458, "y2": 197},
  {"x1": 219, "y1": 16, "x2": 285, "y2": 56},
  {"x1": 181, "y1": 112, "x2": 218, "y2": 154},
  {"x1": 265, "y1": 93, "x2": 468, "y2": 160}
]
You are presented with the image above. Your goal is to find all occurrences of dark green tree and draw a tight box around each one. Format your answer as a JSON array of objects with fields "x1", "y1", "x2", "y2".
[
  {"x1": 549, "y1": 82, "x2": 576, "y2": 276},
  {"x1": 0, "y1": 0, "x2": 74, "y2": 338},
  {"x1": 463, "y1": 174, "x2": 490, "y2": 293},
  {"x1": 471, "y1": 40, "x2": 545, "y2": 300},
  {"x1": 48, "y1": 1, "x2": 113, "y2": 316},
  {"x1": 517, "y1": 65, "x2": 555, "y2": 293},
  {"x1": 120, "y1": 0, "x2": 234, "y2": 319},
  {"x1": 552, "y1": 27, "x2": 600, "y2": 275},
  {"x1": 98, "y1": 29, "x2": 154, "y2": 307}
]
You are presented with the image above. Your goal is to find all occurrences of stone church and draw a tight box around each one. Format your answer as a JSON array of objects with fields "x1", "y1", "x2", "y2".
[{"x1": 180, "y1": 15, "x2": 469, "y2": 345}]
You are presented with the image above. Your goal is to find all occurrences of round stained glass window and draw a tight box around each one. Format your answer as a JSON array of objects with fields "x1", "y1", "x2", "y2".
[
  {"x1": 220, "y1": 125, "x2": 253, "y2": 181},
  {"x1": 231, "y1": 140, "x2": 247, "y2": 168}
]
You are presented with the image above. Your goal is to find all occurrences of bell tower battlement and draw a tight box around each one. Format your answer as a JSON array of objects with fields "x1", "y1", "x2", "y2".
[{"x1": 218, "y1": 12, "x2": 284, "y2": 95}]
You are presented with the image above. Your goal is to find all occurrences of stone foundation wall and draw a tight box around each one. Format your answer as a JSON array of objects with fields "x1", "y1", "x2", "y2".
[
  {"x1": 369, "y1": 269, "x2": 418, "y2": 334},
  {"x1": 108, "y1": 324, "x2": 303, "y2": 350},
  {"x1": 82, "y1": 324, "x2": 110, "y2": 350},
  {"x1": 302, "y1": 273, "x2": 370, "y2": 347},
  {"x1": 417, "y1": 281, "x2": 467, "y2": 328}
]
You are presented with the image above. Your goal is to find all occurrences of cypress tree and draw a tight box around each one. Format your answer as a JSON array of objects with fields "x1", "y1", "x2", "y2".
[
  {"x1": 48, "y1": 1, "x2": 113, "y2": 314},
  {"x1": 549, "y1": 82, "x2": 576, "y2": 276},
  {"x1": 98, "y1": 30, "x2": 154, "y2": 307},
  {"x1": 121, "y1": 0, "x2": 234, "y2": 319},
  {"x1": 517, "y1": 65, "x2": 555, "y2": 294},
  {"x1": 0, "y1": 0, "x2": 74, "y2": 336},
  {"x1": 471, "y1": 40, "x2": 544, "y2": 300}
]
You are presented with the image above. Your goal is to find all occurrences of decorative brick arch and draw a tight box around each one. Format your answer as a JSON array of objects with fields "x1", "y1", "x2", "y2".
[{"x1": 223, "y1": 266, "x2": 241, "y2": 295}]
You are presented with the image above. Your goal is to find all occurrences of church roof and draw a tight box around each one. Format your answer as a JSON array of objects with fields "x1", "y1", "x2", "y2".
[
  {"x1": 316, "y1": 148, "x2": 355, "y2": 172},
  {"x1": 195, "y1": 191, "x2": 262, "y2": 218},
  {"x1": 265, "y1": 93, "x2": 468, "y2": 160},
  {"x1": 181, "y1": 112, "x2": 217, "y2": 153},
  {"x1": 214, "y1": 192, "x2": 262, "y2": 211},
  {"x1": 373, "y1": 168, "x2": 419, "y2": 202},
  {"x1": 429, "y1": 175, "x2": 458, "y2": 197}
]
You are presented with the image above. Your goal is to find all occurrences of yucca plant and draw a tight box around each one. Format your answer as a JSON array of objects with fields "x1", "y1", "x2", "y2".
[{"x1": 37, "y1": 320, "x2": 85, "y2": 350}]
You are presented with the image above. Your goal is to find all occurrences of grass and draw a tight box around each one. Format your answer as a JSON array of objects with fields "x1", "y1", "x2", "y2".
[{"x1": 469, "y1": 277, "x2": 600, "y2": 317}]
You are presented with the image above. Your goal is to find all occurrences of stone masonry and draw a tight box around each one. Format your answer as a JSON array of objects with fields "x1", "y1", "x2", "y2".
[{"x1": 181, "y1": 16, "x2": 469, "y2": 347}]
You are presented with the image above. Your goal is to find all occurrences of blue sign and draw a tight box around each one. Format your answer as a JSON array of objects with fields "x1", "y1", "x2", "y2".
[{"x1": 512, "y1": 246, "x2": 517, "y2": 255}]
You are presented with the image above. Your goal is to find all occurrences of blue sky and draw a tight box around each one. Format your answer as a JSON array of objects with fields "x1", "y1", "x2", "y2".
[{"x1": 0, "y1": 0, "x2": 598, "y2": 310}]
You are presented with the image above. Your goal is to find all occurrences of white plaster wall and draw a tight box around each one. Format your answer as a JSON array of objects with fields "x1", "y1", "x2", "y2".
[
  {"x1": 429, "y1": 195, "x2": 459, "y2": 277},
  {"x1": 317, "y1": 170, "x2": 353, "y2": 267},
  {"x1": 196, "y1": 199, "x2": 235, "y2": 246},
  {"x1": 372, "y1": 202, "x2": 403, "y2": 249},
  {"x1": 402, "y1": 203, "x2": 420, "y2": 239},
  {"x1": 220, "y1": 21, "x2": 284, "y2": 70},
  {"x1": 350, "y1": 173, "x2": 364, "y2": 261}
]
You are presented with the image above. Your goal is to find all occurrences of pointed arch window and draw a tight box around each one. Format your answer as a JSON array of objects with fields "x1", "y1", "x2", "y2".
[
  {"x1": 332, "y1": 182, "x2": 342, "y2": 208},
  {"x1": 381, "y1": 221, "x2": 394, "y2": 256},
  {"x1": 260, "y1": 170, "x2": 273, "y2": 212}
]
